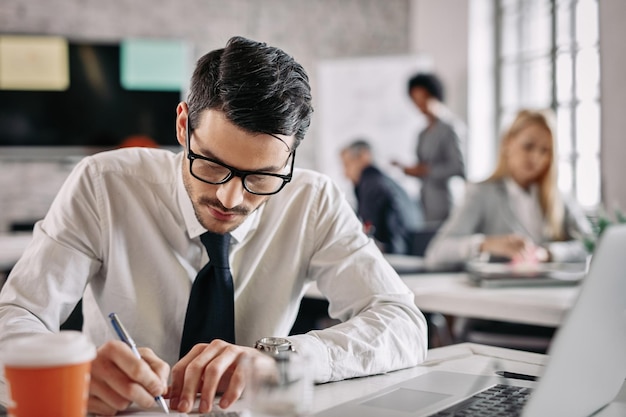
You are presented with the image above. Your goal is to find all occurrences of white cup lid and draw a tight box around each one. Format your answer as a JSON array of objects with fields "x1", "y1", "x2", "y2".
[{"x1": 3, "y1": 331, "x2": 96, "y2": 367}]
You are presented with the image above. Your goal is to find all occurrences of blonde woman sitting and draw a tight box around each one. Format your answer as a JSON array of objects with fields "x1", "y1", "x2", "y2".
[{"x1": 425, "y1": 109, "x2": 591, "y2": 269}]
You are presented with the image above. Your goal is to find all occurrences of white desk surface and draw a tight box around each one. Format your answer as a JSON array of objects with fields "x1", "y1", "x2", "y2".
[
  {"x1": 311, "y1": 342, "x2": 626, "y2": 416},
  {"x1": 308, "y1": 342, "x2": 548, "y2": 414},
  {"x1": 383, "y1": 253, "x2": 427, "y2": 274},
  {"x1": 404, "y1": 272, "x2": 580, "y2": 327},
  {"x1": 4, "y1": 343, "x2": 623, "y2": 416},
  {"x1": 305, "y1": 272, "x2": 580, "y2": 328}
]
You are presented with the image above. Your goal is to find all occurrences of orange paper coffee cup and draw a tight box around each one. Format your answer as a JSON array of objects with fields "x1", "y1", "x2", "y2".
[{"x1": 3, "y1": 331, "x2": 96, "y2": 417}]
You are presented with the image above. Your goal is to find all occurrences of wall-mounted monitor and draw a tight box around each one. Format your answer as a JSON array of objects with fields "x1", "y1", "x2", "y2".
[{"x1": 0, "y1": 37, "x2": 187, "y2": 158}]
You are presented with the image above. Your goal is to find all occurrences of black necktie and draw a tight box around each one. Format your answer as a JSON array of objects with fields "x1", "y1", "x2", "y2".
[{"x1": 179, "y1": 232, "x2": 235, "y2": 358}]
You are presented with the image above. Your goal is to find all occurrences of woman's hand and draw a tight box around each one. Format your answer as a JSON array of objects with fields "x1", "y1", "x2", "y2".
[{"x1": 480, "y1": 234, "x2": 548, "y2": 262}]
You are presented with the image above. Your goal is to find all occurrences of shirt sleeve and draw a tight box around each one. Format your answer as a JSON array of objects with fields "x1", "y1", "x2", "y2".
[
  {"x1": 287, "y1": 177, "x2": 428, "y2": 383},
  {"x1": 425, "y1": 183, "x2": 487, "y2": 267},
  {"x1": 0, "y1": 157, "x2": 103, "y2": 346},
  {"x1": 546, "y1": 194, "x2": 593, "y2": 263}
]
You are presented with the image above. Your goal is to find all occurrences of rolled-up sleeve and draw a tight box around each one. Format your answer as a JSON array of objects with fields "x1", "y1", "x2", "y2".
[{"x1": 290, "y1": 177, "x2": 428, "y2": 383}]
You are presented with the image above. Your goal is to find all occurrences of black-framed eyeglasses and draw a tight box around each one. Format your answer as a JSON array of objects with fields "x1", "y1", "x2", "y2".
[{"x1": 186, "y1": 122, "x2": 295, "y2": 196}]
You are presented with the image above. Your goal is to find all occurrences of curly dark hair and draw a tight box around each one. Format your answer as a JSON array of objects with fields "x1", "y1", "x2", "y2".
[
  {"x1": 187, "y1": 36, "x2": 313, "y2": 149},
  {"x1": 407, "y1": 72, "x2": 444, "y2": 102}
]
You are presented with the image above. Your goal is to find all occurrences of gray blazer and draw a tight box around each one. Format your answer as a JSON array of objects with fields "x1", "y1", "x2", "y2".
[{"x1": 425, "y1": 179, "x2": 592, "y2": 267}]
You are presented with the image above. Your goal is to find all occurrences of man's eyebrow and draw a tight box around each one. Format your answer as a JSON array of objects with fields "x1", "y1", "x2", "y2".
[{"x1": 195, "y1": 144, "x2": 286, "y2": 173}]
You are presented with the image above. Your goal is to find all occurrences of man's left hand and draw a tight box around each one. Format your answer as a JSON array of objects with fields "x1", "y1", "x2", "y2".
[{"x1": 168, "y1": 339, "x2": 271, "y2": 414}]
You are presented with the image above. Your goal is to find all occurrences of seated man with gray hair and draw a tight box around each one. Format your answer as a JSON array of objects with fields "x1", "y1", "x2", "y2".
[{"x1": 341, "y1": 139, "x2": 422, "y2": 254}]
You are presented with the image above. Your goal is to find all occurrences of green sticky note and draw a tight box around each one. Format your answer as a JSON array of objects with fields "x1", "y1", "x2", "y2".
[{"x1": 121, "y1": 39, "x2": 187, "y2": 91}]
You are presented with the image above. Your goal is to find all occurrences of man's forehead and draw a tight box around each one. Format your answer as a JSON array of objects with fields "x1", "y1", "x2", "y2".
[{"x1": 195, "y1": 109, "x2": 295, "y2": 151}]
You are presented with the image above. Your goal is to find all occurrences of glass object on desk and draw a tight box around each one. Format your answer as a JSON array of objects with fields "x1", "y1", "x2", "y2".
[{"x1": 244, "y1": 351, "x2": 313, "y2": 417}]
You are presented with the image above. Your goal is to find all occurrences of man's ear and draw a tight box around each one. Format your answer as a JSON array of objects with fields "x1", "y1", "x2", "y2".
[{"x1": 175, "y1": 102, "x2": 189, "y2": 147}]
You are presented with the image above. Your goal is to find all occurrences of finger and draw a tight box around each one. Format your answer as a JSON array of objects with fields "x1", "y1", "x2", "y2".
[
  {"x1": 170, "y1": 341, "x2": 226, "y2": 412},
  {"x1": 89, "y1": 375, "x2": 131, "y2": 415},
  {"x1": 219, "y1": 351, "x2": 275, "y2": 408},
  {"x1": 111, "y1": 344, "x2": 167, "y2": 398},
  {"x1": 138, "y1": 347, "x2": 170, "y2": 388},
  {"x1": 197, "y1": 344, "x2": 243, "y2": 413},
  {"x1": 219, "y1": 364, "x2": 248, "y2": 408},
  {"x1": 88, "y1": 393, "x2": 123, "y2": 416},
  {"x1": 90, "y1": 346, "x2": 150, "y2": 412},
  {"x1": 169, "y1": 343, "x2": 209, "y2": 410},
  {"x1": 98, "y1": 341, "x2": 166, "y2": 408}
]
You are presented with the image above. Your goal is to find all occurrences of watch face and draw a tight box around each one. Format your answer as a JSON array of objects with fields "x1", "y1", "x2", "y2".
[
  {"x1": 256, "y1": 337, "x2": 294, "y2": 353},
  {"x1": 261, "y1": 337, "x2": 289, "y2": 346}
]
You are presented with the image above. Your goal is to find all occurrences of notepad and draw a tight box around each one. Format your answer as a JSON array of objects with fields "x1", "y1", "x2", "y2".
[{"x1": 465, "y1": 260, "x2": 587, "y2": 287}]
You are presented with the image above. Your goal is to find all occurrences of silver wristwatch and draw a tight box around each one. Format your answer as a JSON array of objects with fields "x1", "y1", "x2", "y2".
[{"x1": 254, "y1": 337, "x2": 296, "y2": 355}]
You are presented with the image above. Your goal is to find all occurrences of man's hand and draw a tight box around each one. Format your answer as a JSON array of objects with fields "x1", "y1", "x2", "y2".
[
  {"x1": 168, "y1": 340, "x2": 271, "y2": 414},
  {"x1": 88, "y1": 341, "x2": 170, "y2": 416}
]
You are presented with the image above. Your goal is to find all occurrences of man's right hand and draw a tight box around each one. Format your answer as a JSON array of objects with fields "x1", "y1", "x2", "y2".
[{"x1": 88, "y1": 340, "x2": 170, "y2": 416}]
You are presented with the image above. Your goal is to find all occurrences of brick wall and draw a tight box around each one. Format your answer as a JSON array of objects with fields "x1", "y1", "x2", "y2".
[{"x1": 0, "y1": 0, "x2": 411, "y2": 231}]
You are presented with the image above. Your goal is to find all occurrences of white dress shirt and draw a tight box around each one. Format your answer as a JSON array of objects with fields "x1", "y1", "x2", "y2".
[{"x1": 0, "y1": 148, "x2": 427, "y2": 383}]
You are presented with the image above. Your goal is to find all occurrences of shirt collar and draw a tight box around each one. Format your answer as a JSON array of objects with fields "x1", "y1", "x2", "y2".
[{"x1": 176, "y1": 151, "x2": 262, "y2": 244}]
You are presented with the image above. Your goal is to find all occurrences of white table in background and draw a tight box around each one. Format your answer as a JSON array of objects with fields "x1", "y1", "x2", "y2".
[
  {"x1": 403, "y1": 272, "x2": 579, "y2": 328},
  {"x1": 383, "y1": 253, "x2": 427, "y2": 274},
  {"x1": 305, "y1": 272, "x2": 579, "y2": 328}
]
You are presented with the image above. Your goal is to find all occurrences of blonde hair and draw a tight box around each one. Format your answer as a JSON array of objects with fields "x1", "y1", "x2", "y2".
[{"x1": 487, "y1": 109, "x2": 565, "y2": 240}]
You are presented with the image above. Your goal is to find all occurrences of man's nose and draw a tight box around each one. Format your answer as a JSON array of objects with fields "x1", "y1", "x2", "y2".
[{"x1": 216, "y1": 178, "x2": 245, "y2": 209}]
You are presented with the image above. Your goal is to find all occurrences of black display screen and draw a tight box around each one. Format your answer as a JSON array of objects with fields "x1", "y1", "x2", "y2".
[{"x1": 0, "y1": 42, "x2": 182, "y2": 148}]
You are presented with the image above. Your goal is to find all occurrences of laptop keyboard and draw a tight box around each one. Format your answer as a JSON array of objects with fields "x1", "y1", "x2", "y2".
[{"x1": 431, "y1": 384, "x2": 533, "y2": 417}]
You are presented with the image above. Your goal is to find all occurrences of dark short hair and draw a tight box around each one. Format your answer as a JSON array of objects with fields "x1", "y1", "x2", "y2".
[
  {"x1": 407, "y1": 73, "x2": 444, "y2": 102},
  {"x1": 187, "y1": 36, "x2": 313, "y2": 149}
]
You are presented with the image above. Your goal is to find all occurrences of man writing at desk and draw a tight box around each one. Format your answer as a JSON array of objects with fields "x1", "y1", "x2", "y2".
[{"x1": 0, "y1": 36, "x2": 427, "y2": 415}]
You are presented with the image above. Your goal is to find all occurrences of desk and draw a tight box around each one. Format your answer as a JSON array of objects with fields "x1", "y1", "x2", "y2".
[
  {"x1": 383, "y1": 254, "x2": 461, "y2": 275},
  {"x1": 309, "y1": 343, "x2": 549, "y2": 414},
  {"x1": 383, "y1": 254, "x2": 427, "y2": 274},
  {"x1": 305, "y1": 272, "x2": 579, "y2": 328},
  {"x1": 310, "y1": 343, "x2": 626, "y2": 416},
  {"x1": 4, "y1": 343, "x2": 623, "y2": 415},
  {"x1": 404, "y1": 272, "x2": 579, "y2": 328}
]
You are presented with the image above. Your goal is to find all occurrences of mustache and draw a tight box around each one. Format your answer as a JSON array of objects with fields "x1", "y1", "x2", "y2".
[{"x1": 199, "y1": 197, "x2": 249, "y2": 215}]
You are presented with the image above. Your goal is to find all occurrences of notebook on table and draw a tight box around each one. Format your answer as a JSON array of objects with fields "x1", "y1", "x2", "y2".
[
  {"x1": 314, "y1": 224, "x2": 626, "y2": 417},
  {"x1": 465, "y1": 260, "x2": 587, "y2": 288}
]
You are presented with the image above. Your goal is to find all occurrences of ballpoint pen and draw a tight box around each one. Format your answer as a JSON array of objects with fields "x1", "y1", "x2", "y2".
[{"x1": 108, "y1": 312, "x2": 170, "y2": 414}]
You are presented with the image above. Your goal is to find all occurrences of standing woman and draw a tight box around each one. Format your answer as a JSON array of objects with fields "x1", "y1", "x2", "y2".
[
  {"x1": 394, "y1": 73, "x2": 465, "y2": 228},
  {"x1": 425, "y1": 109, "x2": 592, "y2": 268}
]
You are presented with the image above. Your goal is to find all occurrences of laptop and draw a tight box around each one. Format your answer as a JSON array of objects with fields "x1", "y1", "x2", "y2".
[
  {"x1": 315, "y1": 224, "x2": 626, "y2": 417},
  {"x1": 465, "y1": 260, "x2": 587, "y2": 288}
]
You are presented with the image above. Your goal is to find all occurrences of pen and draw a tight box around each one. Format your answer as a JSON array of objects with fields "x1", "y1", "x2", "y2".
[
  {"x1": 108, "y1": 312, "x2": 170, "y2": 414},
  {"x1": 495, "y1": 370, "x2": 538, "y2": 381}
]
